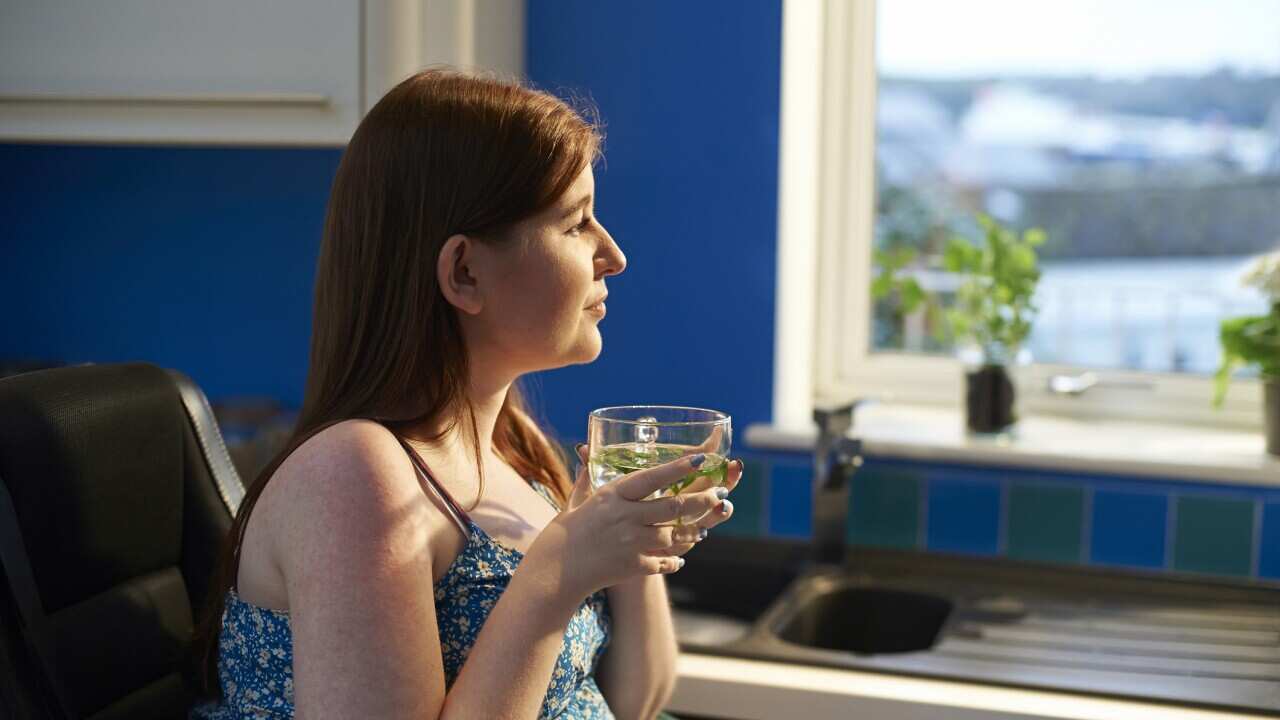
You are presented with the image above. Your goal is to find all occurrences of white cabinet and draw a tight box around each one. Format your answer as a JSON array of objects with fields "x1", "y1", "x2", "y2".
[{"x1": 0, "y1": 0, "x2": 523, "y2": 145}]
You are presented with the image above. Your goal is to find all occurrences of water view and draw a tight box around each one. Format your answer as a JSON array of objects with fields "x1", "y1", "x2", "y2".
[
  {"x1": 870, "y1": 0, "x2": 1280, "y2": 377},
  {"x1": 1030, "y1": 255, "x2": 1269, "y2": 374}
]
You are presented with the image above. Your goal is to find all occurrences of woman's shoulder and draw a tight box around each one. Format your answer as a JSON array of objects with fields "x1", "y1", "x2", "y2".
[
  {"x1": 263, "y1": 419, "x2": 445, "y2": 559},
  {"x1": 274, "y1": 419, "x2": 415, "y2": 497},
  {"x1": 285, "y1": 417, "x2": 408, "y2": 470},
  {"x1": 236, "y1": 418, "x2": 447, "y2": 614}
]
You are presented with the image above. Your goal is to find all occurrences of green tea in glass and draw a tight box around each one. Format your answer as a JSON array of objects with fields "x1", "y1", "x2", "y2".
[{"x1": 587, "y1": 406, "x2": 732, "y2": 524}]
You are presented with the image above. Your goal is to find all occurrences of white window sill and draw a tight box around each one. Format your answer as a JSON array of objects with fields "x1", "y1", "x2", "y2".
[{"x1": 745, "y1": 404, "x2": 1280, "y2": 488}]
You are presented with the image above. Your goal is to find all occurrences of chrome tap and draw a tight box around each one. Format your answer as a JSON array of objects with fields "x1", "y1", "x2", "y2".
[{"x1": 812, "y1": 402, "x2": 867, "y2": 566}]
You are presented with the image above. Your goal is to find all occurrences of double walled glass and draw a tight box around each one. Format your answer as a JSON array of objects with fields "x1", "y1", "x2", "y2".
[{"x1": 587, "y1": 406, "x2": 732, "y2": 503}]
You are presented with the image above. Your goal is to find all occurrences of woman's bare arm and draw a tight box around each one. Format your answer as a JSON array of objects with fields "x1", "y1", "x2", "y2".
[
  {"x1": 595, "y1": 454, "x2": 744, "y2": 720},
  {"x1": 274, "y1": 420, "x2": 583, "y2": 719},
  {"x1": 595, "y1": 575, "x2": 679, "y2": 720}
]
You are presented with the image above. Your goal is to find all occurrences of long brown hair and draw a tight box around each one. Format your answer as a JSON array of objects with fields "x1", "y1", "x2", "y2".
[{"x1": 194, "y1": 68, "x2": 602, "y2": 695}]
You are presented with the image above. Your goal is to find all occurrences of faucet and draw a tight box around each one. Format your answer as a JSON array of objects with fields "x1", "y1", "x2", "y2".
[{"x1": 812, "y1": 402, "x2": 867, "y2": 567}]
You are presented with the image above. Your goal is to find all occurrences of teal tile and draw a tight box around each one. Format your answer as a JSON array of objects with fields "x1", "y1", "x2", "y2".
[
  {"x1": 848, "y1": 466, "x2": 920, "y2": 549},
  {"x1": 1173, "y1": 496, "x2": 1254, "y2": 577},
  {"x1": 1007, "y1": 483, "x2": 1084, "y2": 564},
  {"x1": 716, "y1": 458, "x2": 766, "y2": 537}
]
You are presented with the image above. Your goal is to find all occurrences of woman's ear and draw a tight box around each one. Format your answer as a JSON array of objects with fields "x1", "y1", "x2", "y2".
[{"x1": 437, "y1": 233, "x2": 484, "y2": 315}]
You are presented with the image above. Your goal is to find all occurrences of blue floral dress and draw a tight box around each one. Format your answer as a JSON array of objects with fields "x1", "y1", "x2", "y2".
[{"x1": 190, "y1": 435, "x2": 614, "y2": 719}]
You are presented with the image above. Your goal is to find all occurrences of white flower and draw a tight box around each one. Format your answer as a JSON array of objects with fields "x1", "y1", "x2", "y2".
[{"x1": 1241, "y1": 250, "x2": 1280, "y2": 300}]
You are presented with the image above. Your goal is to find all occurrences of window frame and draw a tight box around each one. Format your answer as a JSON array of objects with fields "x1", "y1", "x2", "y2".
[{"x1": 771, "y1": 0, "x2": 1266, "y2": 434}]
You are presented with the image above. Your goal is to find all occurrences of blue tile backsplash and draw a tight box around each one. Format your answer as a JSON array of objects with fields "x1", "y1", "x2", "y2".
[
  {"x1": 1090, "y1": 490, "x2": 1169, "y2": 569},
  {"x1": 1259, "y1": 502, "x2": 1280, "y2": 579},
  {"x1": 730, "y1": 449, "x2": 1280, "y2": 584},
  {"x1": 766, "y1": 463, "x2": 813, "y2": 539},
  {"x1": 926, "y1": 475, "x2": 1003, "y2": 556}
]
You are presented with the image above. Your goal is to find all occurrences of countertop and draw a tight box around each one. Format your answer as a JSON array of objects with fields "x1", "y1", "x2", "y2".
[{"x1": 669, "y1": 652, "x2": 1265, "y2": 720}]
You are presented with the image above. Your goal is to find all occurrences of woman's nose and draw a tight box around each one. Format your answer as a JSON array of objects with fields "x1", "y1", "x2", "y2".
[{"x1": 598, "y1": 227, "x2": 626, "y2": 277}]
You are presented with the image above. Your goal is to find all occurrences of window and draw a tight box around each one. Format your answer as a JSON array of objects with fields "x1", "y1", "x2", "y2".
[{"x1": 773, "y1": 0, "x2": 1277, "y2": 431}]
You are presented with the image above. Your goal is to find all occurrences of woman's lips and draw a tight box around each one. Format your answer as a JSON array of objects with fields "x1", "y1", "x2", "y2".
[{"x1": 585, "y1": 301, "x2": 606, "y2": 317}]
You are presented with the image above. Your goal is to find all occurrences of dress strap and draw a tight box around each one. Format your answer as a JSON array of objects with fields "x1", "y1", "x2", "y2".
[
  {"x1": 386, "y1": 431, "x2": 473, "y2": 539},
  {"x1": 530, "y1": 480, "x2": 564, "y2": 512}
]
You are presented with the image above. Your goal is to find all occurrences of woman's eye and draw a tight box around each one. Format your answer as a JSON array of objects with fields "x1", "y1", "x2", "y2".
[{"x1": 568, "y1": 216, "x2": 592, "y2": 235}]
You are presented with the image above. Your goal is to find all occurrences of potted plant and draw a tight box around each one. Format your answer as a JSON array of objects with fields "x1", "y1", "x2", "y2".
[
  {"x1": 1213, "y1": 251, "x2": 1280, "y2": 456},
  {"x1": 942, "y1": 214, "x2": 1045, "y2": 433}
]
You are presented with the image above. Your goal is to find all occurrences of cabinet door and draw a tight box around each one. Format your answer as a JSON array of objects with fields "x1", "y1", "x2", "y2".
[{"x1": 0, "y1": 0, "x2": 362, "y2": 145}]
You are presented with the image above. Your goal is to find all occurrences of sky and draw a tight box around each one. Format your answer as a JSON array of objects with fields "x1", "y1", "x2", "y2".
[{"x1": 878, "y1": 0, "x2": 1280, "y2": 79}]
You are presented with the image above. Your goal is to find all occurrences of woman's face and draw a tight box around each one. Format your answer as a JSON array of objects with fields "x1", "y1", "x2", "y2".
[{"x1": 461, "y1": 164, "x2": 627, "y2": 375}]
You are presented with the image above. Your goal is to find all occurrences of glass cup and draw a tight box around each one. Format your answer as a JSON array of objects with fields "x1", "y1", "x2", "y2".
[{"x1": 587, "y1": 405, "x2": 732, "y2": 525}]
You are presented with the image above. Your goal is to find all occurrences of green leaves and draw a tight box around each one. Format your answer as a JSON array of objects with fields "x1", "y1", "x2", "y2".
[
  {"x1": 942, "y1": 213, "x2": 1045, "y2": 360},
  {"x1": 942, "y1": 238, "x2": 979, "y2": 274},
  {"x1": 872, "y1": 247, "x2": 927, "y2": 313},
  {"x1": 899, "y1": 277, "x2": 926, "y2": 314},
  {"x1": 1213, "y1": 305, "x2": 1280, "y2": 406}
]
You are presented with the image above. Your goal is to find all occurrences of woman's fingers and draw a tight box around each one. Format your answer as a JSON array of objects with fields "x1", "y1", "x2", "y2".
[
  {"x1": 706, "y1": 497, "x2": 734, "y2": 525},
  {"x1": 636, "y1": 485, "x2": 726, "y2": 525},
  {"x1": 643, "y1": 493, "x2": 738, "y2": 558},
  {"x1": 625, "y1": 458, "x2": 742, "y2": 526},
  {"x1": 662, "y1": 492, "x2": 737, "y2": 541},
  {"x1": 565, "y1": 443, "x2": 592, "y2": 511},
  {"x1": 648, "y1": 524, "x2": 710, "y2": 558},
  {"x1": 640, "y1": 554, "x2": 686, "y2": 575},
  {"x1": 650, "y1": 543, "x2": 696, "y2": 558},
  {"x1": 673, "y1": 525, "x2": 709, "y2": 545},
  {"x1": 653, "y1": 456, "x2": 744, "y2": 496},
  {"x1": 725, "y1": 458, "x2": 743, "y2": 490},
  {"x1": 649, "y1": 523, "x2": 704, "y2": 546},
  {"x1": 693, "y1": 424, "x2": 725, "y2": 455},
  {"x1": 667, "y1": 498, "x2": 735, "y2": 539},
  {"x1": 614, "y1": 453, "x2": 710, "y2": 502}
]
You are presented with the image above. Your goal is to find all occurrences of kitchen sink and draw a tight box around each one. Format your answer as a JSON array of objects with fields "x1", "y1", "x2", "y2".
[
  {"x1": 666, "y1": 544, "x2": 801, "y2": 647},
  {"x1": 669, "y1": 536, "x2": 1280, "y2": 715},
  {"x1": 770, "y1": 576, "x2": 953, "y2": 654}
]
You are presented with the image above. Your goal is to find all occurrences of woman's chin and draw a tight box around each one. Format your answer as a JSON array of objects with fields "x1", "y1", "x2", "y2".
[
  {"x1": 576, "y1": 329, "x2": 604, "y2": 362},
  {"x1": 532, "y1": 328, "x2": 603, "y2": 371},
  {"x1": 567, "y1": 325, "x2": 604, "y2": 364}
]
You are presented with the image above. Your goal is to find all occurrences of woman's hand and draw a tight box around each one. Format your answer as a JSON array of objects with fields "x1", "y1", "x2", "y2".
[
  {"x1": 570, "y1": 444, "x2": 744, "y2": 562},
  {"x1": 524, "y1": 447, "x2": 731, "y2": 603}
]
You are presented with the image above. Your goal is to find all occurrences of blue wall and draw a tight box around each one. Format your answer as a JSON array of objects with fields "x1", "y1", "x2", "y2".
[
  {"x1": 1, "y1": 144, "x2": 338, "y2": 405},
  {"x1": 524, "y1": 0, "x2": 782, "y2": 440},
  {"x1": 1, "y1": 0, "x2": 783, "y2": 444}
]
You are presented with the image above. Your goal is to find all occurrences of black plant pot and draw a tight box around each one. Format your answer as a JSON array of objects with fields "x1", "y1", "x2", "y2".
[
  {"x1": 965, "y1": 364, "x2": 1016, "y2": 434},
  {"x1": 1266, "y1": 380, "x2": 1279, "y2": 457}
]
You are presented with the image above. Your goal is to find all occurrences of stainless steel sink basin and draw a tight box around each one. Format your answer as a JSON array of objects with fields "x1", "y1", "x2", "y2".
[
  {"x1": 668, "y1": 536, "x2": 1280, "y2": 715},
  {"x1": 667, "y1": 550, "x2": 799, "y2": 647},
  {"x1": 769, "y1": 575, "x2": 953, "y2": 655}
]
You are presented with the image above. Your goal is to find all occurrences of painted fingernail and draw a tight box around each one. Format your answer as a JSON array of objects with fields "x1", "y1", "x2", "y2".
[
  {"x1": 689, "y1": 453, "x2": 706, "y2": 468},
  {"x1": 698, "y1": 527, "x2": 709, "y2": 541},
  {"x1": 676, "y1": 557, "x2": 686, "y2": 569},
  {"x1": 719, "y1": 499, "x2": 734, "y2": 515},
  {"x1": 714, "y1": 487, "x2": 729, "y2": 500}
]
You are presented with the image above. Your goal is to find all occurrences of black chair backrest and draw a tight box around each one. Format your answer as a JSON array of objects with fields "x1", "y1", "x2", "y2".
[{"x1": 0, "y1": 363, "x2": 244, "y2": 719}]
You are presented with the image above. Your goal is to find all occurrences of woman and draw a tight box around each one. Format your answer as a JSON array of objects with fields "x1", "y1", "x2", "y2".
[{"x1": 190, "y1": 69, "x2": 743, "y2": 719}]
